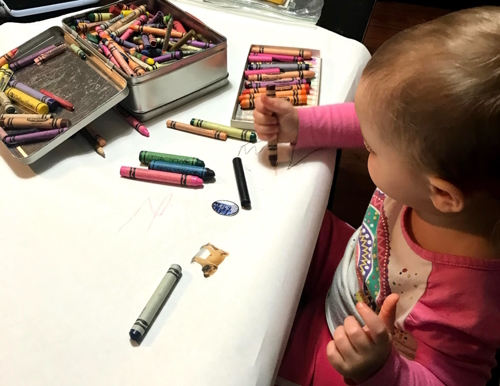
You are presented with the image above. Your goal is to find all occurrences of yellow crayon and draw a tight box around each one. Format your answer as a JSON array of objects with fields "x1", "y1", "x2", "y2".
[{"x1": 5, "y1": 87, "x2": 49, "y2": 114}]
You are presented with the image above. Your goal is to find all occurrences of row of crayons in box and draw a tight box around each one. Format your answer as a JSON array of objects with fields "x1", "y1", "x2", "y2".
[
  {"x1": 67, "y1": 3, "x2": 215, "y2": 76},
  {"x1": 239, "y1": 48, "x2": 317, "y2": 109},
  {"x1": 121, "y1": 151, "x2": 215, "y2": 187}
]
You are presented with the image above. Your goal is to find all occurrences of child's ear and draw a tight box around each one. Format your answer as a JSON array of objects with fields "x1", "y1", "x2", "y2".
[{"x1": 428, "y1": 177, "x2": 465, "y2": 213}]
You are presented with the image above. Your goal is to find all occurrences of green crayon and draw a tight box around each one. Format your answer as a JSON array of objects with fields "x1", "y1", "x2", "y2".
[
  {"x1": 190, "y1": 119, "x2": 256, "y2": 143},
  {"x1": 163, "y1": 15, "x2": 171, "y2": 24},
  {"x1": 139, "y1": 151, "x2": 205, "y2": 167}
]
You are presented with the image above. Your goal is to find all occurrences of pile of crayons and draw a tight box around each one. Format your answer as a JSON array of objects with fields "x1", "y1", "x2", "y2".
[
  {"x1": 121, "y1": 151, "x2": 216, "y2": 187},
  {"x1": 166, "y1": 118, "x2": 256, "y2": 143},
  {"x1": 238, "y1": 45, "x2": 317, "y2": 110},
  {"x1": 67, "y1": 3, "x2": 215, "y2": 76}
]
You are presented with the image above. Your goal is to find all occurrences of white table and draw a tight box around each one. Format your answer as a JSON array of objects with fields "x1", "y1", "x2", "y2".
[{"x1": 0, "y1": 4, "x2": 370, "y2": 385}]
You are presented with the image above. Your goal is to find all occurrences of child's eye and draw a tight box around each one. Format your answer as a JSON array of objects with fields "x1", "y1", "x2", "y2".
[{"x1": 364, "y1": 141, "x2": 374, "y2": 154}]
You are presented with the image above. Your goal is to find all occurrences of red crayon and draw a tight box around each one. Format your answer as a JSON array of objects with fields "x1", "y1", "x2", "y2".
[
  {"x1": 0, "y1": 48, "x2": 18, "y2": 67},
  {"x1": 39, "y1": 89, "x2": 74, "y2": 111},
  {"x1": 114, "y1": 105, "x2": 149, "y2": 137},
  {"x1": 173, "y1": 20, "x2": 186, "y2": 33},
  {"x1": 120, "y1": 166, "x2": 203, "y2": 187}
]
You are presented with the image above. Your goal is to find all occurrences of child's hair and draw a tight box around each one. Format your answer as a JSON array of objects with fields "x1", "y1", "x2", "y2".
[{"x1": 361, "y1": 6, "x2": 500, "y2": 197}]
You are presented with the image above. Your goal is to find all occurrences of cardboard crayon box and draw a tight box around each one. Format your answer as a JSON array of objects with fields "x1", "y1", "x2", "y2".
[{"x1": 230, "y1": 44, "x2": 321, "y2": 131}]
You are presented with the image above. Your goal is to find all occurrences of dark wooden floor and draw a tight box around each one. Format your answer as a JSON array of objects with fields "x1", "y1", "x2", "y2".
[{"x1": 330, "y1": 1, "x2": 451, "y2": 227}]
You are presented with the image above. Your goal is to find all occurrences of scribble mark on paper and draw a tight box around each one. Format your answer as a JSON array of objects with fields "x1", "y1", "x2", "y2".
[{"x1": 117, "y1": 194, "x2": 173, "y2": 234}]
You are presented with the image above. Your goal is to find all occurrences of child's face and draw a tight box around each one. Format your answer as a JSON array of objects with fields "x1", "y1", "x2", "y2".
[{"x1": 354, "y1": 83, "x2": 434, "y2": 212}]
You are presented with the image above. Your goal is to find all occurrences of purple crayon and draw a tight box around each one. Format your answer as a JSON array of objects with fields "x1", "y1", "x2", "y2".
[
  {"x1": 148, "y1": 11, "x2": 164, "y2": 25},
  {"x1": 170, "y1": 38, "x2": 214, "y2": 49},
  {"x1": 3, "y1": 128, "x2": 67, "y2": 146},
  {"x1": 244, "y1": 79, "x2": 310, "y2": 89},
  {"x1": 141, "y1": 34, "x2": 151, "y2": 50},
  {"x1": 112, "y1": 35, "x2": 138, "y2": 50},
  {"x1": 155, "y1": 51, "x2": 182, "y2": 63},
  {"x1": 5, "y1": 128, "x2": 39, "y2": 135},
  {"x1": 9, "y1": 43, "x2": 63, "y2": 71},
  {"x1": 8, "y1": 80, "x2": 59, "y2": 112}
]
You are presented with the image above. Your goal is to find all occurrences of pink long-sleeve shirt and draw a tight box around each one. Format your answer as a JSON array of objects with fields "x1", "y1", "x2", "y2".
[{"x1": 296, "y1": 103, "x2": 500, "y2": 386}]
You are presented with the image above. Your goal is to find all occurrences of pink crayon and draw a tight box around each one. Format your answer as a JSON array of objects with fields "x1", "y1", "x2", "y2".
[
  {"x1": 120, "y1": 166, "x2": 203, "y2": 187},
  {"x1": 99, "y1": 43, "x2": 120, "y2": 68},
  {"x1": 244, "y1": 68, "x2": 280, "y2": 77},
  {"x1": 121, "y1": 15, "x2": 148, "y2": 41},
  {"x1": 0, "y1": 126, "x2": 7, "y2": 140},
  {"x1": 249, "y1": 53, "x2": 303, "y2": 62},
  {"x1": 114, "y1": 105, "x2": 149, "y2": 137}
]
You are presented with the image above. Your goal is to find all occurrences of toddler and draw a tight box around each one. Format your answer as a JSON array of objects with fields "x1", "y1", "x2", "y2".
[{"x1": 254, "y1": 7, "x2": 500, "y2": 386}]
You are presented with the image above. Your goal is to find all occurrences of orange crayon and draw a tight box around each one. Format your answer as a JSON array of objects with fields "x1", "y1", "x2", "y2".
[
  {"x1": 128, "y1": 58, "x2": 145, "y2": 76},
  {"x1": 167, "y1": 120, "x2": 227, "y2": 141},
  {"x1": 251, "y1": 46, "x2": 312, "y2": 60},
  {"x1": 108, "y1": 42, "x2": 134, "y2": 76},
  {"x1": 246, "y1": 70, "x2": 315, "y2": 82},
  {"x1": 241, "y1": 84, "x2": 310, "y2": 94},
  {"x1": 238, "y1": 88, "x2": 307, "y2": 101},
  {"x1": 129, "y1": 25, "x2": 184, "y2": 38},
  {"x1": 0, "y1": 48, "x2": 18, "y2": 67},
  {"x1": 240, "y1": 95, "x2": 308, "y2": 109}
]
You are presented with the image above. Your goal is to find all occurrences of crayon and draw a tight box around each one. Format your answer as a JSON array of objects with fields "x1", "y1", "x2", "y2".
[
  {"x1": 107, "y1": 5, "x2": 146, "y2": 33},
  {"x1": 81, "y1": 128, "x2": 105, "y2": 158},
  {"x1": 128, "y1": 58, "x2": 146, "y2": 76},
  {"x1": 249, "y1": 53, "x2": 302, "y2": 63},
  {"x1": 70, "y1": 44, "x2": 86, "y2": 60},
  {"x1": 180, "y1": 51, "x2": 198, "y2": 56},
  {"x1": 8, "y1": 80, "x2": 59, "y2": 112},
  {"x1": 86, "y1": 33, "x2": 100, "y2": 44},
  {"x1": 120, "y1": 15, "x2": 148, "y2": 41},
  {"x1": 0, "y1": 48, "x2": 17, "y2": 68},
  {"x1": 34, "y1": 44, "x2": 67, "y2": 65},
  {"x1": 169, "y1": 29, "x2": 196, "y2": 52},
  {"x1": 268, "y1": 139, "x2": 278, "y2": 166},
  {"x1": 3, "y1": 128, "x2": 67, "y2": 146},
  {"x1": 129, "y1": 25, "x2": 184, "y2": 38},
  {"x1": 141, "y1": 33, "x2": 152, "y2": 50},
  {"x1": 5, "y1": 128, "x2": 39, "y2": 135},
  {"x1": 76, "y1": 21, "x2": 104, "y2": 33},
  {"x1": 241, "y1": 84, "x2": 310, "y2": 94},
  {"x1": 166, "y1": 119, "x2": 227, "y2": 141},
  {"x1": 163, "y1": 15, "x2": 171, "y2": 25},
  {"x1": 141, "y1": 49, "x2": 162, "y2": 58},
  {"x1": 195, "y1": 33, "x2": 209, "y2": 43},
  {"x1": 171, "y1": 39, "x2": 214, "y2": 49},
  {"x1": 99, "y1": 43, "x2": 120, "y2": 68},
  {"x1": 190, "y1": 119, "x2": 256, "y2": 143},
  {"x1": 9, "y1": 44, "x2": 62, "y2": 71},
  {"x1": 238, "y1": 89, "x2": 307, "y2": 101},
  {"x1": 109, "y1": 5, "x2": 123, "y2": 16},
  {"x1": 155, "y1": 51, "x2": 182, "y2": 63},
  {"x1": 251, "y1": 46, "x2": 312, "y2": 59},
  {"x1": 39, "y1": 89, "x2": 74, "y2": 111},
  {"x1": 244, "y1": 68, "x2": 281, "y2": 77},
  {"x1": 163, "y1": 18, "x2": 174, "y2": 53},
  {"x1": 127, "y1": 54, "x2": 150, "y2": 71},
  {"x1": 88, "y1": 13, "x2": 114, "y2": 22},
  {"x1": 177, "y1": 44, "x2": 202, "y2": 52},
  {"x1": 246, "y1": 70, "x2": 315, "y2": 81},
  {"x1": 149, "y1": 11, "x2": 164, "y2": 25},
  {"x1": 148, "y1": 33, "x2": 157, "y2": 47},
  {"x1": 5, "y1": 88, "x2": 49, "y2": 114},
  {"x1": 130, "y1": 51, "x2": 154, "y2": 65},
  {"x1": 112, "y1": 35, "x2": 138, "y2": 50},
  {"x1": 84, "y1": 126, "x2": 106, "y2": 147},
  {"x1": 0, "y1": 114, "x2": 53, "y2": 119},
  {"x1": 244, "y1": 79, "x2": 310, "y2": 88},
  {"x1": 0, "y1": 91, "x2": 16, "y2": 113},
  {"x1": 144, "y1": 23, "x2": 164, "y2": 29},
  {"x1": 248, "y1": 62, "x2": 309, "y2": 71},
  {"x1": 149, "y1": 160, "x2": 215, "y2": 181},
  {"x1": 240, "y1": 95, "x2": 308, "y2": 109},
  {"x1": 99, "y1": 14, "x2": 123, "y2": 29},
  {"x1": 129, "y1": 264, "x2": 182, "y2": 343},
  {"x1": 108, "y1": 42, "x2": 135, "y2": 76},
  {"x1": 120, "y1": 167, "x2": 203, "y2": 187},
  {"x1": 0, "y1": 67, "x2": 13, "y2": 92},
  {"x1": 139, "y1": 151, "x2": 205, "y2": 166},
  {"x1": 173, "y1": 20, "x2": 187, "y2": 33},
  {"x1": 114, "y1": 105, "x2": 149, "y2": 137},
  {"x1": 232, "y1": 157, "x2": 251, "y2": 209},
  {"x1": 0, "y1": 126, "x2": 8, "y2": 140},
  {"x1": 0, "y1": 117, "x2": 70, "y2": 130}
]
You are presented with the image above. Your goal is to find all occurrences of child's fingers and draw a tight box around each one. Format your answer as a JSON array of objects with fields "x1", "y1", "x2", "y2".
[
  {"x1": 356, "y1": 302, "x2": 390, "y2": 345},
  {"x1": 378, "y1": 294, "x2": 399, "y2": 333},
  {"x1": 254, "y1": 94, "x2": 275, "y2": 116},
  {"x1": 333, "y1": 325, "x2": 357, "y2": 362},
  {"x1": 254, "y1": 124, "x2": 278, "y2": 141},
  {"x1": 326, "y1": 340, "x2": 346, "y2": 369},
  {"x1": 256, "y1": 94, "x2": 292, "y2": 117},
  {"x1": 343, "y1": 316, "x2": 371, "y2": 352},
  {"x1": 253, "y1": 110, "x2": 278, "y2": 126}
]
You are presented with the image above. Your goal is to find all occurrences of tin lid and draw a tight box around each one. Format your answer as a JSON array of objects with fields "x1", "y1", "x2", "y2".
[{"x1": 2, "y1": 26, "x2": 129, "y2": 164}]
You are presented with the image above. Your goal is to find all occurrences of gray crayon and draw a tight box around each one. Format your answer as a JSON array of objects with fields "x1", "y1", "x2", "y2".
[{"x1": 129, "y1": 264, "x2": 182, "y2": 342}]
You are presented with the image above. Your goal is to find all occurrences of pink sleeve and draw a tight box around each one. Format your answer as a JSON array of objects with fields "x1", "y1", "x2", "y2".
[
  {"x1": 357, "y1": 348, "x2": 444, "y2": 386},
  {"x1": 294, "y1": 102, "x2": 364, "y2": 149}
]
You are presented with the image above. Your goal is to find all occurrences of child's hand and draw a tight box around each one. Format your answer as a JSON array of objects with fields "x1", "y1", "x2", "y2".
[
  {"x1": 326, "y1": 294, "x2": 400, "y2": 383},
  {"x1": 253, "y1": 94, "x2": 299, "y2": 143}
]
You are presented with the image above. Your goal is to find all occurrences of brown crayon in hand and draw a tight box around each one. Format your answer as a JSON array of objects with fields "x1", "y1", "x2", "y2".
[{"x1": 166, "y1": 119, "x2": 227, "y2": 141}]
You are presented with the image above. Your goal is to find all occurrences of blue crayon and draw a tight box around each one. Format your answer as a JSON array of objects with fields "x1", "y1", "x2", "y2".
[
  {"x1": 141, "y1": 34, "x2": 151, "y2": 50},
  {"x1": 141, "y1": 48, "x2": 163, "y2": 58},
  {"x1": 148, "y1": 160, "x2": 215, "y2": 181}
]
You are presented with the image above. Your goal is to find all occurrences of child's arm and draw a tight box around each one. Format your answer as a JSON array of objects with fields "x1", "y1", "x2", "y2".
[
  {"x1": 253, "y1": 95, "x2": 364, "y2": 148},
  {"x1": 295, "y1": 103, "x2": 364, "y2": 149}
]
